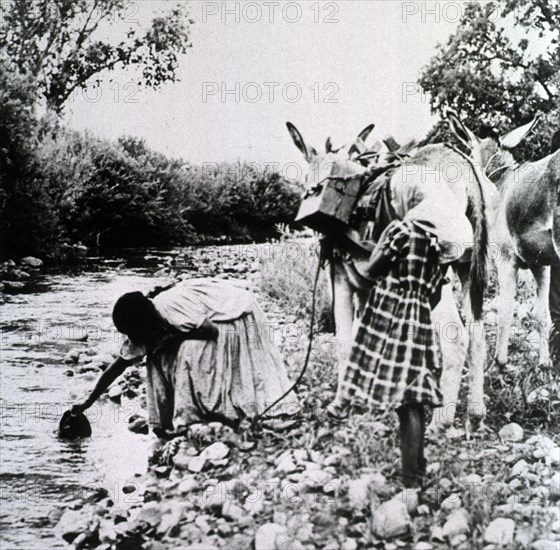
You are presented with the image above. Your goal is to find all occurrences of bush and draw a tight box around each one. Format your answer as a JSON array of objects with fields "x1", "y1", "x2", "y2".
[{"x1": 0, "y1": 61, "x2": 63, "y2": 259}]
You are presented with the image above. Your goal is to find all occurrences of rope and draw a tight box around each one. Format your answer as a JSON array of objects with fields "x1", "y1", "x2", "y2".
[{"x1": 252, "y1": 240, "x2": 325, "y2": 424}]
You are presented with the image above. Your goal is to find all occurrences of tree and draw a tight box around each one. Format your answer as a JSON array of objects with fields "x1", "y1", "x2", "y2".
[
  {"x1": 0, "y1": 0, "x2": 193, "y2": 113},
  {"x1": 419, "y1": 0, "x2": 559, "y2": 160}
]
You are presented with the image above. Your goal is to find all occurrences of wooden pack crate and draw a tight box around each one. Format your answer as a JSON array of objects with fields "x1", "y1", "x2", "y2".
[{"x1": 295, "y1": 176, "x2": 362, "y2": 235}]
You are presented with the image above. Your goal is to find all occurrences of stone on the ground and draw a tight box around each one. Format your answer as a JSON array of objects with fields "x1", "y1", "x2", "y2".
[
  {"x1": 157, "y1": 503, "x2": 184, "y2": 536},
  {"x1": 201, "y1": 442, "x2": 229, "y2": 462},
  {"x1": 136, "y1": 503, "x2": 163, "y2": 526},
  {"x1": 531, "y1": 540, "x2": 558, "y2": 550},
  {"x1": 549, "y1": 472, "x2": 560, "y2": 499},
  {"x1": 245, "y1": 494, "x2": 265, "y2": 517},
  {"x1": 21, "y1": 256, "x2": 43, "y2": 268},
  {"x1": 528, "y1": 435, "x2": 560, "y2": 464},
  {"x1": 441, "y1": 493, "x2": 462, "y2": 511},
  {"x1": 188, "y1": 456, "x2": 207, "y2": 473},
  {"x1": 127, "y1": 414, "x2": 148, "y2": 434},
  {"x1": 499, "y1": 423, "x2": 524, "y2": 442},
  {"x1": 4, "y1": 281, "x2": 25, "y2": 290},
  {"x1": 64, "y1": 348, "x2": 81, "y2": 364},
  {"x1": 372, "y1": 498, "x2": 411, "y2": 538},
  {"x1": 414, "y1": 543, "x2": 434, "y2": 550},
  {"x1": 108, "y1": 386, "x2": 122, "y2": 401},
  {"x1": 275, "y1": 452, "x2": 297, "y2": 475},
  {"x1": 221, "y1": 500, "x2": 245, "y2": 521},
  {"x1": 55, "y1": 509, "x2": 94, "y2": 543},
  {"x1": 347, "y1": 472, "x2": 387, "y2": 510},
  {"x1": 484, "y1": 518, "x2": 515, "y2": 545},
  {"x1": 301, "y1": 469, "x2": 331, "y2": 491},
  {"x1": 178, "y1": 477, "x2": 200, "y2": 494},
  {"x1": 341, "y1": 539, "x2": 358, "y2": 550},
  {"x1": 510, "y1": 459, "x2": 530, "y2": 477},
  {"x1": 442, "y1": 508, "x2": 469, "y2": 538},
  {"x1": 461, "y1": 473, "x2": 482, "y2": 485},
  {"x1": 254, "y1": 523, "x2": 288, "y2": 550}
]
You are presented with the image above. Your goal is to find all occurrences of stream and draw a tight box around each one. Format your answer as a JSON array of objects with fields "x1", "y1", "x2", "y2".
[{"x1": 0, "y1": 249, "x2": 211, "y2": 549}]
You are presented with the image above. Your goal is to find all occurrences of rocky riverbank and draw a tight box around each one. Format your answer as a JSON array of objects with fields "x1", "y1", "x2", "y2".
[{"x1": 50, "y1": 242, "x2": 560, "y2": 550}]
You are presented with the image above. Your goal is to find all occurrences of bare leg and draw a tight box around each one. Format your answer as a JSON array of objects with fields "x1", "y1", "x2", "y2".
[
  {"x1": 495, "y1": 259, "x2": 519, "y2": 367},
  {"x1": 531, "y1": 265, "x2": 552, "y2": 367}
]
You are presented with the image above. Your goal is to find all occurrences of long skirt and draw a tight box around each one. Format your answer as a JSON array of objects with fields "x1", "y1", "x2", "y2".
[{"x1": 145, "y1": 306, "x2": 300, "y2": 433}]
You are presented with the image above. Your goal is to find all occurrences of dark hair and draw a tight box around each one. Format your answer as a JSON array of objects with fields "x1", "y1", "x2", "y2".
[{"x1": 112, "y1": 292, "x2": 159, "y2": 343}]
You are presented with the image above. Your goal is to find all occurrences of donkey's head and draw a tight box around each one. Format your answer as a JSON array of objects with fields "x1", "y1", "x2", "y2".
[
  {"x1": 447, "y1": 111, "x2": 540, "y2": 184},
  {"x1": 286, "y1": 122, "x2": 377, "y2": 192}
]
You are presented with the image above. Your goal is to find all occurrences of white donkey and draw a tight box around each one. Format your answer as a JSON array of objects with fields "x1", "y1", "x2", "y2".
[
  {"x1": 287, "y1": 114, "x2": 494, "y2": 427},
  {"x1": 477, "y1": 119, "x2": 560, "y2": 368}
]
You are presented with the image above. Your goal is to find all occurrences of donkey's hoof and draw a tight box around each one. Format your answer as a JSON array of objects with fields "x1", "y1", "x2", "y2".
[{"x1": 539, "y1": 359, "x2": 553, "y2": 369}]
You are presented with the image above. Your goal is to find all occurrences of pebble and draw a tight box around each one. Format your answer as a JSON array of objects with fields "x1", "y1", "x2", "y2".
[
  {"x1": 127, "y1": 414, "x2": 148, "y2": 434},
  {"x1": 276, "y1": 455, "x2": 298, "y2": 475},
  {"x1": 549, "y1": 472, "x2": 560, "y2": 499},
  {"x1": 64, "y1": 348, "x2": 82, "y2": 365},
  {"x1": 55, "y1": 509, "x2": 94, "y2": 543},
  {"x1": 4, "y1": 281, "x2": 25, "y2": 290},
  {"x1": 21, "y1": 256, "x2": 43, "y2": 268},
  {"x1": 414, "y1": 543, "x2": 434, "y2": 550},
  {"x1": 531, "y1": 540, "x2": 559, "y2": 550},
  {"x1": 108, "y1": 386, "x2": 122, "y2": 402},
  {"x1": 442, "y1": 508, "x2": 470, "y2": 538},
  {"x1": 484, "y1": 518, "x2": 515, "y2": 545},
  {"x1": 221, "y1": 500, "x2": 245, "y2": 522},
  {"x1": 188, "y1": 456, "x2": 207, "y2": 473},
  {"x1": 372, "y1": 498, "x2": 411, "y2": 538},
  {"x1": 254, "y1": 523, "x2": 288, "y2": 550},
  {"x1": 441, "y1": 493, "x2": 462, "y2": 511},
  {"x1": 510, "y1": 459, "x2": 530, "y2": 478},
  {"x1": 499, "y1": 423, "x2": 524, "y2": 442},
  {"x1": 528, "y1": 435, "x2": 560, "y2": 464},
  {"x1": 178, "y1": 477, "x2": 200, "y2": 494},
  {"x1": 201, "y1": 442, "x2": 230, "y2": 462}
]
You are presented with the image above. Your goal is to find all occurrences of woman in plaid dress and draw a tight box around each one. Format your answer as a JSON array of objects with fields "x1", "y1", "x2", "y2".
[{"x1": 337, "y1": 218, "x2": 446, "y2": 489}]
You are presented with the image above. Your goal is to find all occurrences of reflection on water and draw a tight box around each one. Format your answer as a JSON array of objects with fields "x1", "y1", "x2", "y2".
[{"x1": 0, "y1": 250, "x2": 187, "y2": 549}]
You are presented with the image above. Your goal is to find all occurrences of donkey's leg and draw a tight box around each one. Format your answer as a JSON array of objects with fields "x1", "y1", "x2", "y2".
[
  {"x1": 530, "y1": 265, "x2": 552, "y2": 367},
  {"x1": 495, "y1": 259, "x2": 519, "y2": 368},
  {"x1": 460, "y1": 277, "x2": 487, "y2": 422},
  {"x1": 330, "y1": 259, "x2": 355, "y2": 404},
  {"x1": 431, "y1": 278, "x2": 468, "y2": 429}
]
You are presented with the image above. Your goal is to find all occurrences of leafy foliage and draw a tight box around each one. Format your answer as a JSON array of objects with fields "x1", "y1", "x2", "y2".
[
  {"x1": 419, "y1": 0, "x2": 559, "y2": 160},
  {"x1": 0, "y1": 0, "x2": 193, "y2": 113}
]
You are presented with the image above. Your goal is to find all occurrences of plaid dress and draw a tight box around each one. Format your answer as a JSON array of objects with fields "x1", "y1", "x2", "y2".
[{"x1": 340, "y1": 220, "x2": 445, "y2": 410}]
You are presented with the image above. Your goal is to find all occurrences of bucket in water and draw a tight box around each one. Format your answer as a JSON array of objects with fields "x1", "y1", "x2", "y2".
[{"x1": 58, "y1": 409, "x2": 92, "y2": 440}]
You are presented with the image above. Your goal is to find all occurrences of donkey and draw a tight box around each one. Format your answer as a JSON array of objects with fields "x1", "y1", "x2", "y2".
[
  {"x1": 287, "y1": 114, "x2": 493, "y2": 428},
  {"x1": 479, "y1": 119, "x2": 560, "y2": 368}
]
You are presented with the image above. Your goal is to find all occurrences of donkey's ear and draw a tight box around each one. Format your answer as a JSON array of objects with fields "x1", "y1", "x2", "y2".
[
  {"x1": 446, "y1": 110, "x2": 476, "y2": 147},
  {"x1": 325, "y1": 136, "x2": 333, "y2": 153},
  {"x1": 286, "y1": 122, "x2": 314, "y2": 162},
  {"x1": 357, "y1": 124, "x2": 375, "y2": 143},
  {"x1": 348, "y1": 125, "x2": 374, "y2": 156},
  {"x1": 498, "y1": 116, "x2": 540, "y2": 149}
]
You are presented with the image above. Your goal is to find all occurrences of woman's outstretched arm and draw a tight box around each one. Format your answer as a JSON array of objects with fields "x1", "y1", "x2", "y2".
[{"x1": 73, "y1": 356, "x2": 132, "y2": 412}]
